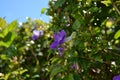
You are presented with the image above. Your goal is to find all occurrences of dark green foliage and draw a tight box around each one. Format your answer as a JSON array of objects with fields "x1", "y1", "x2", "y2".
[
  {"x1": 1, "y1": 0, "x2": 120, "y2": 80},
  {"x1": 46, "y1": 0, "x2": 120, "y2": 80}
]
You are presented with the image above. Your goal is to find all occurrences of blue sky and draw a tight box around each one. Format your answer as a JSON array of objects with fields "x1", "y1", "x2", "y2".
[{"x1": 0, "y1": 0, "x2": 49, "y2": 23}]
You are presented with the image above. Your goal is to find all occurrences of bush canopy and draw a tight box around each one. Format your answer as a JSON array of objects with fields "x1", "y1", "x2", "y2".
[{"x1": 0, "y1": 0, "x2": 120, "y2": 80}]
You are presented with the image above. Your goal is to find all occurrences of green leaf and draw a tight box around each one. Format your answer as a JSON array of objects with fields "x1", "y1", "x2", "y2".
[
  {"x1": 72, "y1": 19, "x2": 81, "y2": 30},
  {"x1": 3, "y1": 20, "x2": 17, "y2": 36},
  {"x1": 64, "y1": 73, "x2": 74, "y2": 80},
  {"x1": 0, "y1": 54, "x2": 8, "y2": 60},
  {"x1": 91, "y1": 53, "x2": 103, "y2": 63},
  {"x1": 65, "y1": 32, "x2": 76, "y2": 42},
  {"x1": 78, "y1": 58, "x2": 90, "y2": 71},
  {"x1": 70, "y1": 32, "x2": 76, "y2": 39},
  {"x1": 4, "y1": 73, "x2": 11, "y2": 80},
  {"x1": 114, "y1": 30, "x2": 120, "y2": 39},
  {"x1": 0, "y1": 18, "x2": 6, "y2": 38},
  {"x1": 88, "y1": 7, "x2": 99, "y2": 13},
  {"x1": 41, "y1": 8, "x2": 46, "y2": 14},
  {"x1": 101, "y1": 0, "x2": 111, "y2": 6},
  {"x1": 0, "y1": 41, "x2": 9, "y2": 47},
  {"x1": 51, "y1": 57, "x2": 59, "y2": 64},
  {"x1": 12, "y1": 69, "x2": 28, "y2": 75},
  {"x1": 0, "y1": 18, "x2": 6, "y2": 29},
  {"x1": 20, "y1": 69, "x2": 28, "y2": 75},
  {"x1": 54, "y1": 0, "x2": 66, "y2": 9},
  {"x1": 32, "y1": 74, "x2": 40, "y2": 78},
  {"x1": 50, "y1": 66, "x2": 65, "y2": 80},
  {"x1": 0, "y1": 33, "x2": 4, "y2": 38},
  {"x1": 72, "y1": 13, "x2": 86, "y2": 30},
  {"x1": 0, "y1": 32, "x2": 16, "y2": 47}
]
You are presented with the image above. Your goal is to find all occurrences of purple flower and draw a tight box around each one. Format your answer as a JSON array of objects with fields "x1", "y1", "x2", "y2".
[
  {"x1": 113, "y1": 75, "x2": 120, "y2": 80},
  {"x1": 66, "y1": 23, "x2": 70, "y2": 27},
  {"x1": 58, "y1": 47, "x2": 64, "y2": 56},
  {"x1": 50, "y1": 30, "x2": 66, "y2": 49},
  {"x1": 32, "y1": 30, "x2": 43, "y2": 40},
  {"x1": 71, "y1": 63, "x2": 77, "y2": 69}
]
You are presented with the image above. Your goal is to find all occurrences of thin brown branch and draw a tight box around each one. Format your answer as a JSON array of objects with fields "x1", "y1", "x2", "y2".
[
  {"x1": 109, "y1": 49, "x2": 120, "y2": 57},
  {"x1": 111, "y1": 0, "x2": 120, "y2": 16},
  {"x1": 30, "y1": 48, "x2": 38, "y2": 60}
]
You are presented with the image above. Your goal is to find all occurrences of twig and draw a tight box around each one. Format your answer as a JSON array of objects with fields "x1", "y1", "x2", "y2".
[
  {"x1": 109, "y1": 49, "x2": 120, "y2": 57},
  {"x1": 111, "y1": 0, "x2": 120, "y2": 16},
  {"x1": 30, "y1": 48, "x2": 38, "y2": 60}
]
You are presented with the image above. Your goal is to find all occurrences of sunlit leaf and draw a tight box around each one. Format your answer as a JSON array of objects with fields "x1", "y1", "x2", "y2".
[
  {"x1": 114, "y1": 30, "x2": 120, "y2": 39},
  {"x1": 32, "y1": 74, "x2": 40, "y2": 78},
  {"x1": 0, "y1": 54, "x2": 8, "y2": 60},
  {"x1": 4, "y1": 73, "x2": 11, "y2": 80},
  {"x1": 106, "y1": 20, "x2": 113, "y2": 28},
  {"x1": 101, "y1": 0, "x2": 111, "y2": 6},
  {"x1": 3, "y1": 20, "x2": 17, "y2": 36},
  {"x1": 0, "y1": 18, "x2": 6, "y2": 29},
  {"x1": 41, "y1": 8, "x2": 46, "y2": 14},
  {"x1": 0, "y1": 32, "x2": 16, "y2": 47},
  {"x1": 0, "y1": 33, "x2": 4, "y2": 38},
  {"x1": 20, "y1": 69, "x2": 28, "y2": 75}
]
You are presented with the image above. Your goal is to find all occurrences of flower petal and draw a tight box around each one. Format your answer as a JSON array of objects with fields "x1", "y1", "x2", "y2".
[
  {"x1": 33, "y1": 30, "x2": 40, "y2": 36},
  {"x1": 54, "y1": 32, "x2": 60, "y2": 42},
  {"x1": 50, "y1": 30, "x2": 66, "y2": 50},
  {"x1": 71, "y1": 63, "x2": 77, "y2": 69},
  {"x1": 113, "y1": 75, "x2": 120, "y2": 80},
  {"x1": 32, "y1": 35, "x2": 39, "y2": 40},
  {"x1": 66, "y1": 23, "x2": 70, "y2": 27},
  {"x1": 59, "y1": 30, "x2": 66, "y2": 44},
  {"x1": 50, "y1": 41, "x2": 59, "y2": 49},
  {"x1": 32, "y1": 30, "x2": 41, "y2": 40},
  {"x1": 61, "y1": 30, "x2": 66, "y2": 38}
]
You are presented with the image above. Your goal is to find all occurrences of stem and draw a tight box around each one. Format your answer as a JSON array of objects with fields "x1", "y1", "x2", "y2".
[
  {"x1": 30, "y1": 48, "x2": 37, "y2": 60},
  {"x1": 109, "y1": 50, "x2": 120, "y2": 57},
  {"x1": 111, "y1": 0, "x2": 120, "y2": 16},
  {"x1": 30, "y1": 48, "x2": 40, "y2": 67}
]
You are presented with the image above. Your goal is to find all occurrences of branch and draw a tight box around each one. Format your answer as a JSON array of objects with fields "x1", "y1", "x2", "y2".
[{"x1": 111, "y1": 0, "x2": 120, "y2": 16}]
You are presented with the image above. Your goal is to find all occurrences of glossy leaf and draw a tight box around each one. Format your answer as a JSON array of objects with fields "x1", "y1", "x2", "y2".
[
  {"x1": 0, "y1": 18, "x2": 6, "y2": 29},
  {"x1": 0, "y1": 32, "x2": 16, "y2": 47},
  {"x1": 3, "y1": 20, "x2": 17, "y2": 36},
  {"x1": 114, "y1": 30, "x2": 120, "y2": 39},
  {"x1": 41, "y1": 8, "x2": 46, "y2": 14}
]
